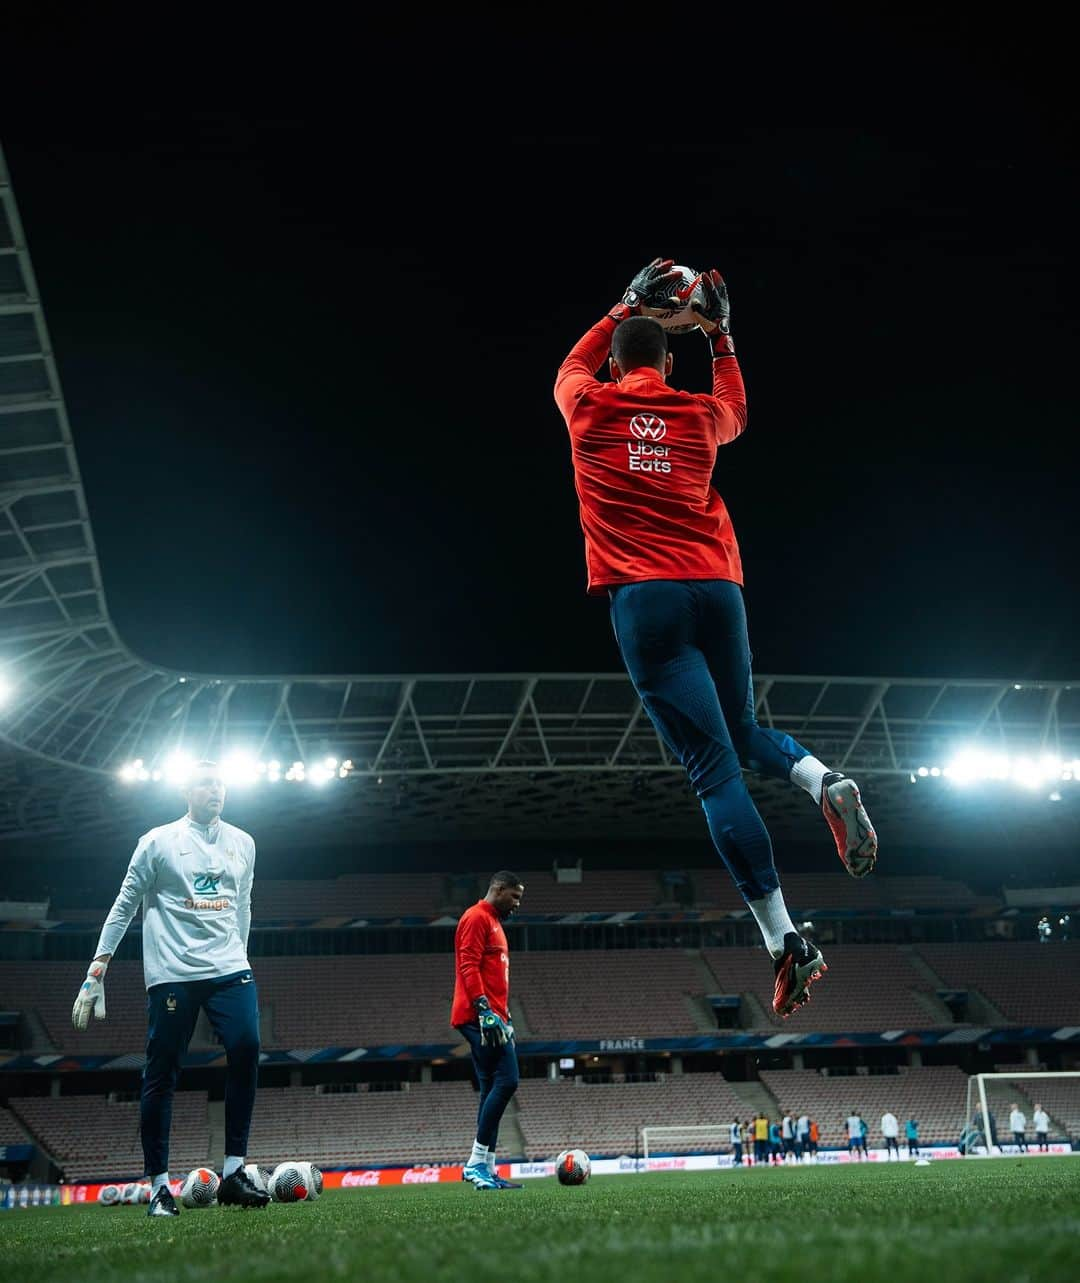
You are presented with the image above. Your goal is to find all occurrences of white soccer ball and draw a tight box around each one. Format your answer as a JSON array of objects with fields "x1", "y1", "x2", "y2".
[
  {"x1": 297, "y1": 1161, "x2": 323, "y2": 1199},
  {"x1": 648, "y1": 264, "x2": 704, "y2": 335},
  {"x1": 243, "y1": 1163, "x2": 273, "y2": 1194},
  {"x1": 555, "y1": 1148, "x2": 591, "y2": 1186},
  {"x1": 270, "y1": 1161, "x2": 312, "y2": 1203},
  {"x1": 98, "y1": 1183, "x2": 121, "y2": 1206},
  {"x1": 180, "y1": 1167, "x2": 220, "y2": 1208}
]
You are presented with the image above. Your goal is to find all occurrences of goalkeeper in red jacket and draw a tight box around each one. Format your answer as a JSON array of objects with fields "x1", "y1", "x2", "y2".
[
  {"x1": 451, "y1": 871, "x2": 525, "y2": 1189},
  {"x1": 554, "y1": 259, "x2": 878, "y2": 1017}
]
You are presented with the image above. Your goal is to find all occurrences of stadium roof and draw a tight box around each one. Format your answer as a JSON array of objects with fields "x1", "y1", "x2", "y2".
[{"x1": 1, "y1": 142, "x2": 1077, "y2": 849}]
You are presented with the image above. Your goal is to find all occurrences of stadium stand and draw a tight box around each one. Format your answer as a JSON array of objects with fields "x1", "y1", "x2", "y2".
[
  {"x1": 511, "y1": 950, "x2": 711, "y2": 1038},
  {"x1": 7, "y1": 1065, "x2": 1076, "y2": 1177},
  {"x1": 515, "y1": 1073, "x2": 749, "y2": 1159},
  {"x1": 693, "y1": 869, "x2": 986, "y2": 912},
  {"x1": 0, "y1": 952, "x2": 716, "y2": 1052},
  {"x1": 0, "y1": 962, "x2": 148, "y2": 1055},
  {"x1": 503, "y1": 869, "x2": 668, "y2": 913},
  {"x1": 257, "y1": 955, "x2": 454, "y2": 1047},
  {"x1": 914, "y1": 942, "x2": 1080, "y2": 1025},
  {"x1": 252, "y1": 873, "x2": 449, "y2": 920},
  {"x1": 243, "y1": 1082, "x2": 480, "y2": 1168},
  {"x1": 5, "y1": 944, "x2": 1080, "y2": 1056},
  {"x1": 757, "y1": 1066, "x2": 970, "y2": 1147},
  {"x1": 0, "y1": 1105, "x2": 30, "y2": 1146},
  {"x1": 20, "y1": 871, "x2": 994, "y2": 922},
  {"x1": 9, "y1": 1091, "x2": 210, "y2": 1181},
  {"x1": 703, "y1": 945, "x2": 947, "y2": 1031}
]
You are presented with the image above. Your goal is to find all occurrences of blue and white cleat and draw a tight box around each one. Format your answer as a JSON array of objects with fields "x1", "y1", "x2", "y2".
[
  {"x1": 486, "y1": 1171, "x2": 523, "y2": 1189},
  {"x1": 462, "y1": 1163, "x2": 502, "y2": 1190}
]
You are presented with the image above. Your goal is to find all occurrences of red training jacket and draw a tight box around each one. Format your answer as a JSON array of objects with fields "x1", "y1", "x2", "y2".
[
  {"x1": 451, "y1": 899, "x2": 510, "y2": 1027},
  {"x1": 554, "y1": 314, "x2": 748, "y2": 593}
]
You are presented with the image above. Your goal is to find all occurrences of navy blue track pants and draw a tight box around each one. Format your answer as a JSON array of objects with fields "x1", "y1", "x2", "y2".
[
  {"x1": 458, "y1": 1022, "x2": 519, "y2": 1151},
  {"x1": 609, "y1": 579, "x2": 812, "y2": 902},
  {"x1": 141, "y1": 969, "x2": 260, "y2": 1175}
]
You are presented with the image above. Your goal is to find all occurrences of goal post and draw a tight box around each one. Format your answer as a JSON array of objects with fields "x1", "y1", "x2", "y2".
[
  {"x1": 640, "y1": 1125, "x2": 734, "y2": 1163},
  {"x1": 962, "y1": 1071, "x2": 1080, "y2": 1157}
]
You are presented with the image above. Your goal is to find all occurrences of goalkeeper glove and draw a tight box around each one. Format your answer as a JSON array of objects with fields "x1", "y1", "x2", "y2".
[
  {"x1": 692, "y1": 268, "x2": 735, "y2": 356},
  {"x1": 608, "y1": 257, "x2": 687, "y2": 323},
  {"x1": 72, "y1": 959, "x2": 108, "y2": 1030},
  {"x1": 475, "y1": 995, "x2": 514, "y2": 1048}
]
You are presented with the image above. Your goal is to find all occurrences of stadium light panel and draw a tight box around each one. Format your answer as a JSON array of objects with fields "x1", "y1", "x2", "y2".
[
  {"x1": 163, "y1": 751, "x2": 196, "y2": 788},
  {"x1": 221, "y1": 752, "x2": 259, "y2": 787},
  {"x1": 941, "y1": 747, "x2": 1077, "y2": 789}
]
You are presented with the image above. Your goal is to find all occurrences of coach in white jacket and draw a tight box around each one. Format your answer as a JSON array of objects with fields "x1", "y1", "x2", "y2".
[
  {"x1": 71, "y1": 761, "x2": 269, "y2": 1216},
  {"x1": 880, "y1": 1110, "x2": 900, "y2": 1159},
  {"x1": 1008, "y1": 1104, "x2": 1028, "y2": 1152},
  {"x1": 1033, "y1": 1103, "x2": 1050, "y2": 1151}
]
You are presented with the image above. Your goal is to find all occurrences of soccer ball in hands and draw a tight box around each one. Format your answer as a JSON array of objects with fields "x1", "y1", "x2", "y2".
[
  {"x1": 180, "y1": 1167, "x2": 220, "y2": 1208},
  {"x1": 648, "y1": 265, "x2": 705, "y2": 335},
  {"x1": 270, "y1": 1161, "x2": 313, "y2": 1203},
  {"x1": 555, "y1": 1148, "x2": 591, "y2": 1186}
]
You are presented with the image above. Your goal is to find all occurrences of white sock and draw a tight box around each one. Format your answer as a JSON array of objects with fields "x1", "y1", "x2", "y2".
[
  {"x1": 223, "y1": 1155, "x2": 243, "y2": 1179},
  {"x1": 151, "y1": 1172, "x2": 170, "y2": 1194},
  {"x1": 790, "y1": 755, "x2": 832, "y2": 805},
  {"x1": 486, "y1": 1147, "x2": 496, "y2": 1172},
  {"x1": 746, "y1": 888, "x2": 798, "y2": 959},
  {"x1": 468, "y1": 1140, "x2": 489, "y2": 1168}
]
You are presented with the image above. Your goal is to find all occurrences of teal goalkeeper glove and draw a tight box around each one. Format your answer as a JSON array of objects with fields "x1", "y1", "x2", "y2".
[{"x1": 475, "y1": 996, "x2": 514, "y2": 1048}]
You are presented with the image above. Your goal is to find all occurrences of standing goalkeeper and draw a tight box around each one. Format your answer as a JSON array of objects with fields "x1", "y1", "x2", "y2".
[
  {"x1": 451, "y1": 871, "x2": 525, "y2": 1190},
  {"x1": 554, "y1": 260, "x2": 878, "y2": 1017},
  {"x1": 71, "y1": 761, "x2": 269, "y2": 1216}
]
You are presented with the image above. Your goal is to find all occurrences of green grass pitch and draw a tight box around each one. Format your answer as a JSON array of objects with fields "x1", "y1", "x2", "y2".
[{"x1": 3, "y1": 1160, "x2": 1079, "y2": 1283}]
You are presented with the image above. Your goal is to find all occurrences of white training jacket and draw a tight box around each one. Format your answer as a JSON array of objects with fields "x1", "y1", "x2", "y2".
[{"x1": 94, "y1": 816, "x2": 255, "y2": 989}]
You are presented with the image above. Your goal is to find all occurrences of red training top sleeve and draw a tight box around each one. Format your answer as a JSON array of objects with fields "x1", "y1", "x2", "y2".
[{"x1": 553, "y1": 315, "x2": 618, "y2": 426}]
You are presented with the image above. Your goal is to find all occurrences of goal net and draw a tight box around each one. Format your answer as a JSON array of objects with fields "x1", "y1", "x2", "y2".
[
  {"x1": 962, "y1": 1071, "x2": 1080, "y2": 1157},
  {"x1": 640, "y1": 1125, "x2": 734, "y2": 1162}
]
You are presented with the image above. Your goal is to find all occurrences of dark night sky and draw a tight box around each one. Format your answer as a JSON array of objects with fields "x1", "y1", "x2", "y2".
[{"x1": 3, "y1": 16, "x2": 1076, "y2": 683}]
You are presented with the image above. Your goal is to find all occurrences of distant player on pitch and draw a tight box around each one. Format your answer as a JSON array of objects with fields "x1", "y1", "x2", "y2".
[
  {"x1": 554, "y1": 259, "x2": 878, "y2": 1016},
  {"x1": 451, "y1": 871, "x2": 525, "y2": 1190},
  {"x1": 72, "y1": 761, "x2": 269, "y2": 1216}
]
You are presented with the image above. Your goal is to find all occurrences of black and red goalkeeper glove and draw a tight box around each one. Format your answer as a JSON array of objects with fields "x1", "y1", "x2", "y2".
[
  {"x1": 692, "y1": 268, "x2": 735, "y2": 356},
  {"x1": 607, "y1": 257, "x2": 686, "y2": 323}
]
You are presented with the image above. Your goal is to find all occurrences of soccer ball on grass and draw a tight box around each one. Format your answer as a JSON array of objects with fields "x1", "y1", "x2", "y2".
[
  {"x1": 270, "y1": 1161, "x2": 314, "y2": 1203},
  {"x1": 555, "y1": 1148, "x2": 591, "y2": 1186},
  {"x1": 243, "y1": 1163, "x2": 274, "y2": 1194},
  {"x1": 180, "y1": 1167, "x2": 220, "y2": 1208},
  {"x1": 298, "y1": 1161, "x2": 323, "y2": 1199}
]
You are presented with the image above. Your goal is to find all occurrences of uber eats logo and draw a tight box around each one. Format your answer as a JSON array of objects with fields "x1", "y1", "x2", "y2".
[{"x1": 193, "y1": 872, "x2": 222, "y2": 894}]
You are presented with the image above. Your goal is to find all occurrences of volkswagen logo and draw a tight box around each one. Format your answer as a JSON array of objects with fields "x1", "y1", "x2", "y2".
[{"x1": 629, "y1": 414, "x2": 667, "y2": 441}]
